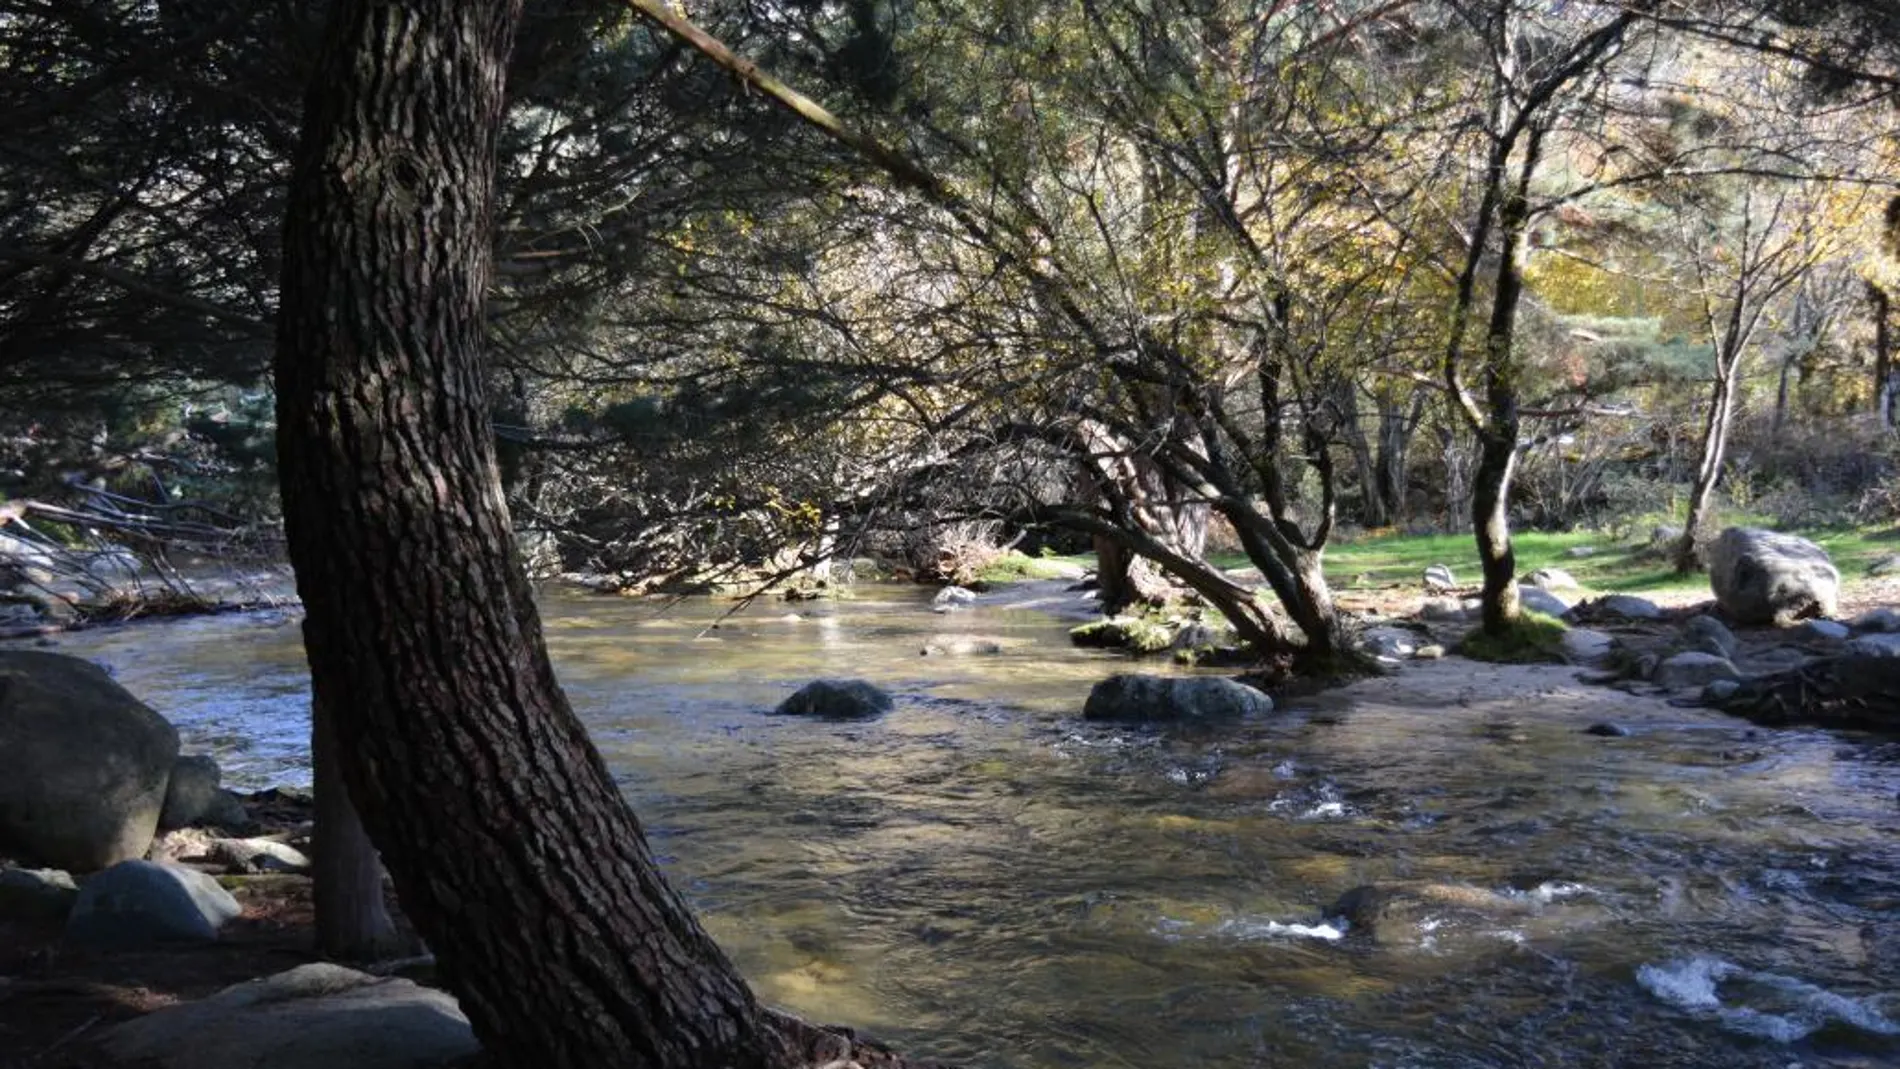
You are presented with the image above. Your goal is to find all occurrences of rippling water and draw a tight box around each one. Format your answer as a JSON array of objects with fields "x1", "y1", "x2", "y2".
[{"x1": 22, "y1": 584, "x2": 1900, "y2": 1067}]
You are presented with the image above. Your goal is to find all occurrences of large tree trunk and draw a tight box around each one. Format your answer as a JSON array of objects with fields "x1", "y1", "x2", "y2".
[
  {"x1": 1874, "y1": 282, "x2": 1898, "y2": 429},
  {"x1": 272, "y1": 3, "x2": 795, "y2": 1065},
  {"x1": 311, "y1": 693, "x2": 401, "y2": 962},
  {"x1": 1470, "y1": 433, "x2": 1521, "y2": 631}
]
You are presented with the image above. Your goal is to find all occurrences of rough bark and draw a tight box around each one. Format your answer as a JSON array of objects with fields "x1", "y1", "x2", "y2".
[
  {"x1": 272, "y1": 2, "x2": 796, "y2": 1066},
  {"x1": 311, "y1": 692, "x2": 402, "y2": 962},
  {"x1": 1675, "y1": 339, "x2": 1742, "y2": 574},
  {"x1": 1874, "y1": 282, "x2": 1898, "y2": 428}
]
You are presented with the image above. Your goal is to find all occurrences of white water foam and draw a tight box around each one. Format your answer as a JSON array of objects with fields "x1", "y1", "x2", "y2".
[
  {"x1": 1637, "y1": 955, "x2": 1900, "y2": 1042},
  {"x1": 1155, "y1": 915, "x2": 1346, "y2": 943}
]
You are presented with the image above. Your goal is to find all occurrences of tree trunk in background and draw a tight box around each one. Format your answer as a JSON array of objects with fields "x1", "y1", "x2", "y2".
[
  {"x1": 1677, "y1": 332, "x2": 1747, "y2": 574},
  {"x1": 1470, "y1": 433, "x2": 1521, "y2": 630},
  {"x1": 1874, "y1": 282, "x2": 1898, "y2": 429},
  {"x1": 311, "y1": 692, "x2": 401, "y2": 961},
  {"x1": 273, "y1": 2, "x2": 794, "y2": 1065}
]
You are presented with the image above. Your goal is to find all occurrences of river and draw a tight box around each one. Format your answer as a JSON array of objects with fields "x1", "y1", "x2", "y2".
[{"x1": 23, "y1": 583, "x2": 1900, "y2": 1067}]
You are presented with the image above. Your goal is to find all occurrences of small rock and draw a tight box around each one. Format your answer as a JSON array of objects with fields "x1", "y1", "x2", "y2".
[
  {"x1": 94, "y1": 963, "x2": 478, "y2": 1069},
  {"x1": 775, "y1": 679, "x2": 894, "y2": 719},
  {"x1": 159, "y1": 754, "x2": 222, "y2": 830},
  {"x1": 1419, "y1": 597, "x2": 1470, "y2": 622},
  {"x1": 1851, "y1": 607, "x2": 1900, "y2": 634},
  {"x1": 1414, "y1": 644, "x2": 1446, "y2": 660},
  {"x1": 1681, "y1": 614, "x2": 1739, "y2": 659},
  {"x1": 1649, "y1": 524, "x2": 1685, "y2": 550},
  {"x1": 1558, "y1": 628, "x2": 1615, "y2": 665},
  {"x1": 1866, "y1": 554, "x2": 1900, "y2": 577},
  {"x1": 1598, "y1": 594, "x2": 1664, "y2": 621},
  {"x1": 919, "y1": 638, "x2": 1004, "y2": 657},
  {"x1": 931, "y1": 586, "x2": 977, "y2": 612},
  {"x1": 1702, "y1": 679, "x2": 1742, "y2": 704},
  {"x1": 1525, "y1": 567, "x2": 1579, "y2": 591},
  {"x1": 209, "y1": 837, "x2": 312, "y2": 875},
  {"x1": 1583, "y1": 722, "x2": 1630, "y2": 737},
  {"x1": 1564, "y1": 546, "x2": 1597, "y2": 559},
  {"x1": 1797, "y1": 619, "x2": 1851, "y2": 642},
  {"x1": 1082, "y1": 675, "x2": 1273, "y2": 721},
  {"x1": 1517, "y1": 584, "x2": 1570, "y2": 618},
  {"x1": 1422, "y1": 564, "x2": 1457, "y2": 592},
  {"x1": 1652, "y1": 651, "x2": 1741, "y2": 690},
  {"x1": 1359, "y1": 626, "x2": 1421, "y2": 661},
  {"x1": 1847, "y1": 633, "x2": 1900, "y2": 659},
  {"x1": 0, "y1": 866, "x2": 79, "y2": 923},
  {"x1": 66, "y1": 859, "x2": 242, "y2": 946},
  {"x1": 1169, "y1": 622, "x2": 1223, "y2": 651}
]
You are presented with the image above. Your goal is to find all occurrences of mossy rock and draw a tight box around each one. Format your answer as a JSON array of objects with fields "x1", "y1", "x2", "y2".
[
  {"x1": 1069, "y1": 615, "x2": 1173, "y2": 654},
  {"x1": 1456, "y1": 612, "x2": 1570, "y2": 664}
]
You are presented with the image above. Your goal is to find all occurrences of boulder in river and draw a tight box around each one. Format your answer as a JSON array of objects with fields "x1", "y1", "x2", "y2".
[
  {"x1": 775, "y1": 679, "x2": 894, "y2": 719},
  {"x1": 1708, "y1": 527, "x2": 1838, "y2": 626},
  {"x1": 931, "y1": 586, "x2": 977, "y2": 612},
  {"x1": 1652, "y1": 651, "x2": 1741, "y2": 690},
  {"x1": 1359, "y1": 626, "x2": 1420, "y2": 661},
  {"x1": 0, "y1": 651, "x2": 179, "y2": 871},
  {"x1": 93, "y1": 963, "x2": 478, "y2": 1069},
  {"x1": 1082, "y1": 674, "x2": 1273, "y2": 722},
  {"x1": 66, "y1": 859, "x2": 241, "y2": 947},
  {"x1": 159, "y1": 754, "x2": 223, "y2": 830}
]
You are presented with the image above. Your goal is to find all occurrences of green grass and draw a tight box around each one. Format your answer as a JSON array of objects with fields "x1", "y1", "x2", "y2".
[{"x1": 1207, "y1": 520, "x2": 1898, "y2": 598}]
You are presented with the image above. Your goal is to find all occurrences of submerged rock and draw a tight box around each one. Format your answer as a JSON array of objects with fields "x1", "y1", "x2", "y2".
[
  {"x1": 0, "y1": 651, "x2": 179, "y2": 871},
  {"x1": 1708, "y1": 527, "x2": 1838, "y2": 625},
  {"x1": 94, "y1": 963, "x2": 478, "y2": 1069},
  {"x1": 775, "y1": 679, "x2": 894, "y2": 720},
  {"x1": 1082, "y1": 674, "x2": 1273, "y2": 722},
  {"x1": 66, "y1": 859, "x2": 241, "y2": 947}
]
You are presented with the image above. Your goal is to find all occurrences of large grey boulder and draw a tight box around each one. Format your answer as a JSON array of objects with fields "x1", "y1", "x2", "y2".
[
  {"x1": 0, "y1": 866, "x2": 78, "y2": 923},
  {"x1": 1525, "y1": 567, "x2": 1579, "y2": 591},
  {"x1": 93, "y1": 963, "x2": 478, "y2": 1069},
  {"x1": 1558, "y1": 628, "x2": 1615, "y2": 665},
  {"x1": 1083, "y1": 674, "x2": 1273, "y2": 721},
  {"x1": 158, "y1": 754, "x2": 222, "y2": 830},
  {"x1": 0, "y1": 651, "x2": 179, "y2": 871},
  {"x1": 775, "y1": 679, "x2": 893, "y2": 719},
  {"x1": 1359, "y1": 626, "x2": 1420, "y2": 661},
  {"x1": 1652, "y1": 651, "x2": 1741, "y2": 690},
  {"x1": 931, "y1": 586, "x2": 977, "y2": 612},
  {"x1": 1708, "y1": 527, "x2": 1839, "y2": 626},
  {"x1": 66, "y1": 859, "x2": 241, "y2": 946},
  {"x1": 1422, "y1": 564, "x2": 1457, "y2": 592},
  {"x1": 1847, "y1": 633, "x2": 1900, "y2": 659}
]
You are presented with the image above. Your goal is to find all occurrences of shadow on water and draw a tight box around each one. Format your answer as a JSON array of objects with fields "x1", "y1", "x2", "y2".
[{"x1": 22, "y1": 584, "x2": 1900, "y2": 1068}]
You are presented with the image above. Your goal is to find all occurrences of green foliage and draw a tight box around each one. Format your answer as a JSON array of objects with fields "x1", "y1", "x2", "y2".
[
  {"x1": 1457, "y1": 612, "x2": 1570, "y2": 664},
  {"x1": 1069, "y1": 615, "x2": 1174, "y2": 654},
  {"x1": 974, "y1": 549, "x2": 1086, "y2": 583}
]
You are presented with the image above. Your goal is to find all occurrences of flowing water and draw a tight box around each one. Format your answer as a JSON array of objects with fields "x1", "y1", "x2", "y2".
[{"x1": 23, "y1": 583, "x2": 1900, "y2": 1068}]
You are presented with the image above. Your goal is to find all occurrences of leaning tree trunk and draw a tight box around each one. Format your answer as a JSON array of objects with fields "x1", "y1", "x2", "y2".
[
  {"x1": 1676, "y1": 343, "x2": 1743, "y2": 574},
  {"x1": 273, "y1": 2, "x2": 794, "y2": 1066}
]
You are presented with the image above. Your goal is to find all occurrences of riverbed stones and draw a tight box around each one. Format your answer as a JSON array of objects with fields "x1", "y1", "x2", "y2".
[
  {"x1": 66, "y1": 859, "x2": 241, "y2": 946},
  {"x1": 158, "y1": 754, "x2": 222, "y2": 830},
  {"x1": 92, "y1": 963, "x2": 478, "y2": 1069},
  {"x1": 1852, "y1": 607, "x2": 1900, "y2": 634},
  {"x1": 1651, "y1": 651, "x2": 1741, "y2": 690},
  {"x1": 0, "y1": 650, "x2": 180, "y2": 871},
  {"x1": 1558, "y1": 628, "x2": 1615, "y2": 665},
  {"x1": 1359, "y1": 626, "x2": 1420, "y2": 661},
  {"x1": 1681, "y1": 614, "x2": 1739, "y2": 659},
  {"x1": 1708, "y1": 527, "x2": 1839, "y2": 626},
  {"x1": 209, "y1": 837, "x2": 312, "y2": 875},
  {"x1": 1847, "y1": 633, "x2": 1900, "y2": 659},
  {"x1": 1798, "y1": 619, "x2": 1852, "y2": 642},
  {"x1": 1597, "y1": 594, "x2": 1664, "y2": 621},
  {"x1": 1525, "y1": 567, "x2": 1579, "y2": 591},
  {"x1": 0, "y1": 865, "x2": 79, "y2": 923},
  {"x1": 775, "y1": 679, "x2": 894, "y2": 719},
  {"x1": 1419, "y1": 597, "x2": 1470, "y2": 622},
  {"x1": 1422, "y1": 564, "x2": 1457, "y2": 592},
  {"x1": 1082, "y1": 674, "x2": 1273, "y2": 722},
  {"x1": 1517, "y1": 584, "x2": 1570, "y2": 618}
]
